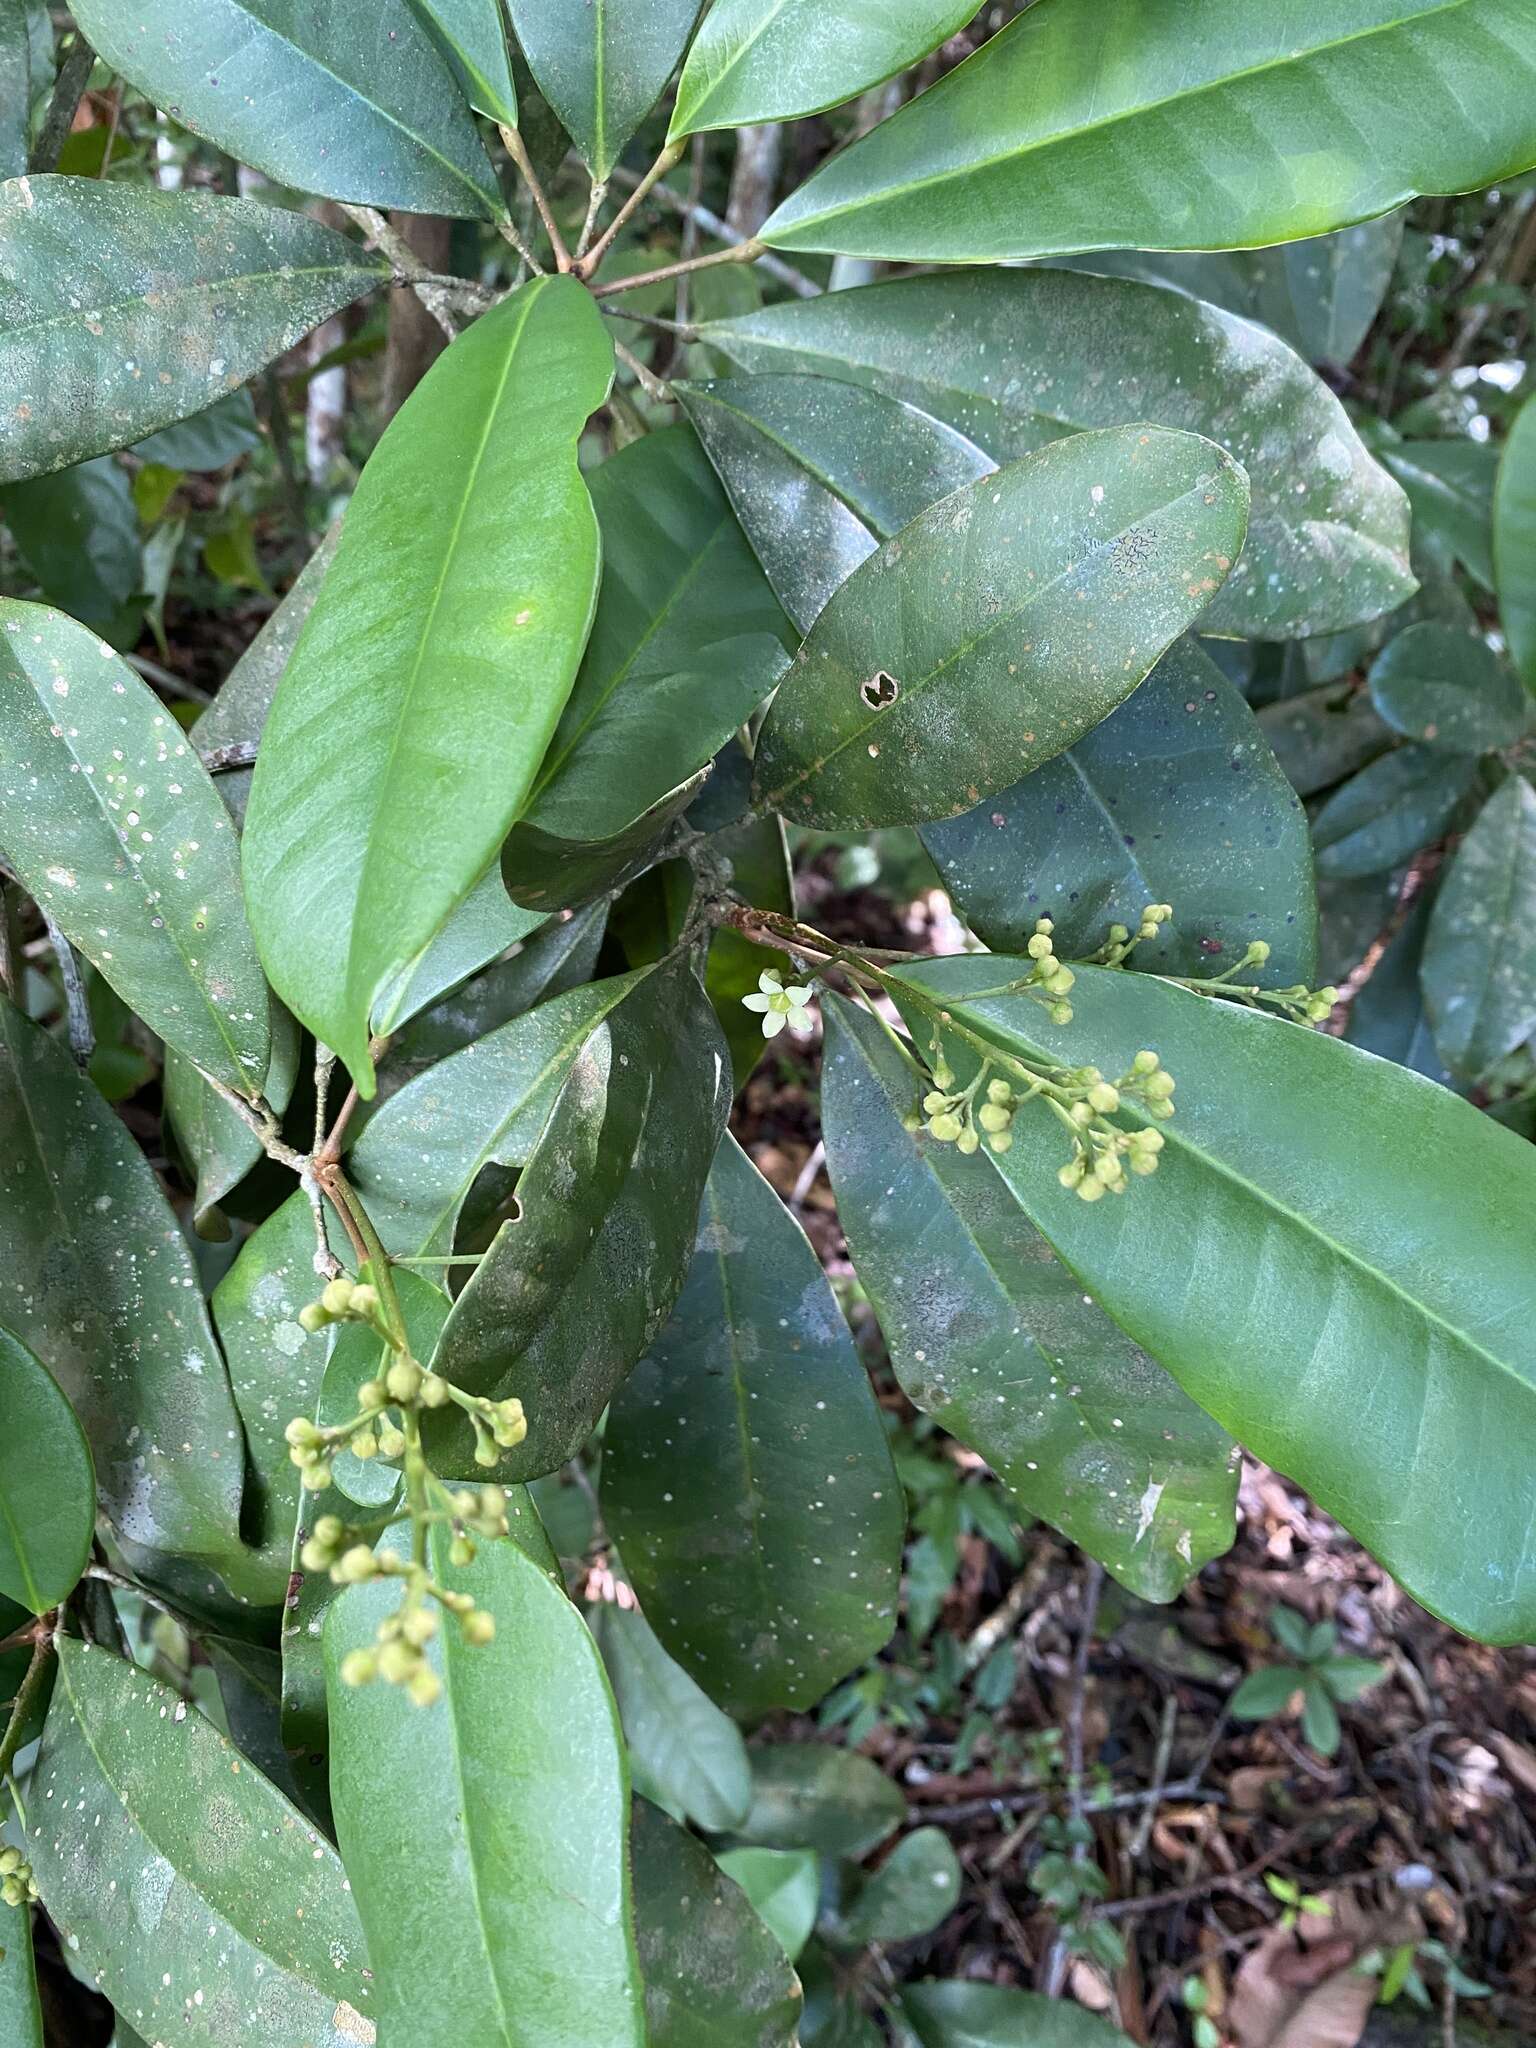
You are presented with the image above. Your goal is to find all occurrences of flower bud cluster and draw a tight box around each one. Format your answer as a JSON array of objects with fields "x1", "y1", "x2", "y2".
[
  {"x1": 1090, "y1": 902, "x2": 1175, "y2": 968},
  {"x1": 0, "y1": 1846, "x2": 38, "y2": 1908},
  {"x1": 1181, "y1": 939, "x2": 1340, "y2": 1025},
  {"x1": 1017, "y1": 917, "x2": 1077, "y2": 1024},
  {"x1": 1055, "y1": 1051, "x2": 1174, "y2": 1201}
]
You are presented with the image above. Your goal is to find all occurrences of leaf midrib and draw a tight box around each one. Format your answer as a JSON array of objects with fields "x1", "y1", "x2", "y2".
[
  {"x1": 1, "y1": 260, "x2": 382, "y2": 350},
  {"x1": 680, "y1": 0, "x2": 797, "y2": 127}
]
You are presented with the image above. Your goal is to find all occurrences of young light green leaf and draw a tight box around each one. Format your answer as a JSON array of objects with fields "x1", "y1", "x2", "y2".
[
  {"x1": 163, "y1": 1006, "x2": 300, "y2": 1234},
  {"x1": 760, "y1": 1, "x2": 1536, "y2": 263},
  {"x1": 822, "y1": 998, "x2": 1238, "y2": 1603},
  {"x1": 677, "y1": 374, "x2": 996, "y2": 634},
  {"x1": 1422, "y1": 776, "x2": 1536, "y2": 1080},
  {"x1": 902, "y1": 1979, "x2": 1135, "y2": 2048},
  {"x1": 593, "y1": 1602, "x2": 753, "y2": 1834},
  {"x1": 1230, "y1": 1665, "x2": 1305, "y2": 1719},
  {"x1": 697, "y1": 269, "x2": 1412, "y2": 640},
  {"x1": 923, "y1": 640, "x2": 1318, "y2": 986},
  {"x1": 0, "y1": 999, "x2": 242, "y2": 1558},
  {"x1": 631, "y1": 1798, "x2": 802, "y2": 2048},
  {"x1": 0, "y1": 1326, "x2": 94, "y2": 1613},
  {"x1": 1378, "y1": 438, "x2": 1498, "y2": 589},
  {"x1": 837, "y1": 1828, "x2": 961, "y2": 1948},
  {"x1": 1257, "y1": 682, "x2": 1393, "y2": 799},
  {"x1": 412, "y1": 0, "x2": 518, "y2": 125},
  {"x1": 0, "y1": 180, "x2": 387, "y2": 484},
  {"x1": 242, "y1": 277, "x2": 613, "y2": 1093},
  {"x1": 27, "y1": 1638, "x2": 374, "y2": 2048},
  {"x1": 326, "y1": 1523, "x2": 645, "y2": 2048},
  {"x1": 0, "y1": 600, "x2": 271, "y2": 1095},
  {"x1": 892, "y1": 954, "x2": 1536, "y2": 1644},
  {"x1": 69, "y1": 0, "x2": 501, "y2": 216},
  {"x1": 714, "y1": 1849, "x2": 819, "y2": 1963},
  {"x1": 1495, "y1": 394, "x2": 1536, "y2": 695},
  {"x1": 735, "y1": 1745, "x2": 903, "y2": 1860},
  {"x1": 671, "y1": 0, "x2": 972, "y2": 134},
  {"x1": 1312, "y1": 745, "x2": 1477, "y2": 877},
  {"x1": 603, "y1": 1134, "x2": 903, "y2": 1717},
  {"x1": 1368, "y1": 622, "x2": 1530, "y2": 752},
  {"x1": 0, "y1": 457, "x2": 143, "y2": 641},
  {"x1": 427, "y1": 959, "x2": 733, "y2": 1479},
  {"x1": 0, "y1": 1889, "x2": 42, "y2": 2048},
  {"x1": 508, "y1": 0, "x2": 701, "y2": 177},
  {"x1": 752, "y1": 426, "x2": 1248, "y2": 829}
]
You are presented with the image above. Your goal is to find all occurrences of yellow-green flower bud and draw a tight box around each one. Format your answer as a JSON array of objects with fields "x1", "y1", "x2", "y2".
[
  {"x1": 1128, "y1": 1151, "x2": 1159, "y2": 1176},
  {"x1": 314, "y1": 1514, "x2": 344, "y2": 1548},
  {"x1": 401, "y1": 1607, "x2": 438, "y2": 1648},
  {"x1": 931, "y1": 1059, "x2": 955, "y2": 1088},
  {"x1": 978, "y1": 1102, "x2": 1011, "y2": 1133},
  {"x1": 453, "y1": 1489, "x2": 479, "y2": 1518},
  {"x1": 474, "y1": 1437, "x2": 499, "y2": 1468},
  {"x1": 1093, "y1": 1151, "x2": 1124, "y2": 1186},
  {"x1": 986, "y1": 1078, "x2": 1013, "y2": 1105},
  {"x1": 461, "y1": 1609, "x2": 496, "y2": 1646},
  {"x1": 1146, "y1": 903, "x2": 1173, "y2": 923},
  {"x1": 928, "y1": 1112, "x2": 962, "y2": 1142},
  {"x1": 339, "y1": 1648, "x2": 378, "y2": 1688},
  {"x1": 285, "y1": 1416, "x2": 324, "y2": 1449},
  {"x1": 1087, "y1": 1082, "x2": 1120, "y2": 1114},
  {"x1": 377, "y1": 1423, "x2": 407, "y2": 1459},
  {"x1": 1047, "y1": 965, "x2": 1075, "y2": 995},
  {"x1": 350, "y1": 1426, "x2": 378, "y2": 1460},
  {"x1": 1246, "y1": 940, "x2": 1271, "y2": 965},
  {"x1": 1069, "y1": 1101, "x2": 1094, "y2": 1127},
  {"x1": 377, "y1": 1639, "x2": 417, "y2": 1685},
  {"x1": 902, "y1": 1111, "x2": 923, "y2": 1133},
  {"x1": 385, "y1": 1356, "x2": 423, "y2": 1403},
  {"x1": 1050, "y1": 1002, "x2": 1073, "y2": 1025},
  {"x1": 349, "y1": 1284, "x2": 380, "y2": 1324},
  {"x1": 0, "y1": 1848, "x2": 22, "y2": 1876},
  {"x1": 300, "y1": 1536, "x2": 332, "y2": 1572},
  {"x1": 299, "y1": 1461, "x2": 332, "y2": 1492},
  {"x1": 1144, "y1": 1071, "x2": 1175, "y2": 1099},
  {"x1": 1128, "y1": 1128, "x2": 1164, "y2": 1153},
  {"x1": 988, "y1": 1130, "x2": 1013, "y2": 1155},
  {"x1": 1027, "y1": 932, "x2": 1054, "y2": 960},
  {"x1": 408, "y1": 1668, "x2": 442, "y2": 1708},
  {"x1": 450, "y1": 1535, "x2": 476, "y2": 1568},
  {"x1": 1077, "y1": 1176, "x2": 1107, "y2": 1203},
  {"x1": 444, "y1": 1590, "x2": 475, "y2": 1615},
  {"x1": 922, "y1": 1090, "x2": 948, "y2": 1114},
  {"x1": 1132, "y1": 1050, "x2": 1159, "y2": 1074},
  {"x1": 336, "y1": 1545, "x2": 377, "y2": 1584},
  {"x1": 2, "y1": 1877, "x2": 24, "y2": 1908},
  {"x1": 479, "y1": 1486, "x2": 506, "y2": 1519},
  {"x1": 956, "y1": 1125, "x2": 980, "y2": 1155},
  {"x1": 358, "y1": 1378, "x2": 387, "y2": 1410},
  {"x1": 320, "y1": 1276, "x2": 355, "y2": 1318},
  {"x1": 1058, "y1": 1158, "x2": 1085, "y2": 1188},
  {"x1": 377, "y1": 1547, "x2": 402, "y2": 1572},
  {"x1": 493, "y1": 1399, "x2": 528, "y2": 1448},
  {"x1": 298, "y1": 1301, "x2": 331, "y2": 1335},
  {"x1": 419, "y1": 1373, "x2": 451, "y2": 1408}
]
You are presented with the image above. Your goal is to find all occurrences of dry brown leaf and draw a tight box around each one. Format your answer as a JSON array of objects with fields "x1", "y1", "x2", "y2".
[
  {"x1": 1487, "y1": 1731, "x2": 1536, "y2": 1799},
  {"x1": 1230, "y1": 1890, "x2": 1417, "y2": 2048}
]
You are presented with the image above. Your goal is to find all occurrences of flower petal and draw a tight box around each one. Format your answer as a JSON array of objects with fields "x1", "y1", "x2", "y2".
[
  {"x1": 762, "y1": 1010, "x2": 787, "y2": 1038},
  {"x1": 784, "y1": 987, "x2": 814, "y2": 1008},
  {"x1": 741, "y1": 993, "x2": 772, "y2": 1013},
  {"x1": 758, "y1": 970, "x2": 784, "y2": 994}
]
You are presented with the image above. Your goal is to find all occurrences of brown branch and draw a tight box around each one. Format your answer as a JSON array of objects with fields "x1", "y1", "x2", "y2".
[
  {"x1": 590, "y1": 239, "x2": 763, "y2": 299},
  {"x1": 577, "y1": 140, "x2": 686, "y2": 277},
  {"x1": 30, "y1": 33, "x2": 95, "y2": 173},
  {"x1": 601, "y1": 162, "x2": 821, "y2": 297},
  {"x1": 499, "y1": 124, "x2": 573, "y2": 272},
  {"x1": 199, "y1": 739, "x2": 260, "y2": 774}
]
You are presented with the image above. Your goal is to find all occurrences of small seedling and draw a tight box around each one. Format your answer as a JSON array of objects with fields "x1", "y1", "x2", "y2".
[{"x1": 1229, "y1": 1606, "x2": 1387, "y2": 1756}]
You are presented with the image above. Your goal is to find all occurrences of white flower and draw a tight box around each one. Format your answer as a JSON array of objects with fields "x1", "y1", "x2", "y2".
[{"x1": 741, "y1": 969, "x2": 815, "y2": 1039}]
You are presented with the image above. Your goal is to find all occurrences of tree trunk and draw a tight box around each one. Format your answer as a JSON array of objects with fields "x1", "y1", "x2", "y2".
[{"x1": 383, "y1": 212, "x2": 453, "y2": 420}]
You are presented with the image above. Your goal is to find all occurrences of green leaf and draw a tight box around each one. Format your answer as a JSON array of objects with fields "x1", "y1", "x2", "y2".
[
  {"x1": 677, "y1": 374, "x2": 995, "y2": 635},
  {"x1": 242, "y1": 277, "x2": 613, "y2": 1092},
  {"x1": 69, "y1": 0, "x2": 502, "y2": 216},
  {"x1": 901, "y1": 1979, "x2": 1135, "y2": 2048},
  {"x1": 1268, "y1": 1604, "x2": 1313, "y2": 1658},
  {"x1": 412, "y1": 0, "x2": 518, "y2": 125},
  {"x1": 672, "y1": 0, "x2": 972, "y2": 135},
  {"x1": 132, "y1": 390, "x2": 263, "y2": 472},
  {"x1": 697, "y1": 269, "x2": 1411, "y2": 641},
  {"x1": 821, "y1": 998, "x2": 1237, "y2": 1603},
  {"x1": 428, "y1": 958, "x2": 732, "y2": 1479},
  {"x1": 923, "y1": 640, "x2": 1318, "y2": 986},
  {"x1": 1, "y1": 458, "x2": 142, "y2": 641},
  {"x1": 371, "y1": 864, "x2": 545, "y2": 1037},
  {"x1": 594, "y1": 1602, "x2": 753, "y2": 1833},
  {"x1": 0, "y1": 997, "x2": 243, "y2": 1557},
  {"x1": 838, "y1": 1828, "x2": 961, "y2": 1947},
  {"x1": 1495, "y1": 394, "x2": 1536, "y2": 695},
  {"x1": 759, "y1": 2, "x2": 1536, "y2": 263},
  {"x1": 1257, "y1": 682, "x2": 1393, "y2": 799},
  {"x1": 714, "y1": 1849, "x2": 819, "y2": 1963},
  {"x1": 1378, "y1": 438, "x2": 1498, "y2": 589},
  {"x1": 1312, "y1": 745, "x2": 1477, "y2": 877},
  {"x1": 163, "y1": 1006, "x2": 300, "y2": 1233},
  {"x1": 1320, "y1": 1655, "x2": 1387, "y2": 1702},
  {"x1": 347, "y1": 968, "x2": 649, "y2": 1257},
  {"x1": 1301, "y1": 1671, "x2": 1341, "y2": 1754},
  {"x1": 0, "y1": 1326, "x2": 93, "y2": 1613},
  {"x1": 508, "y1": 0, "x2": 701, "y2": 177},
  {"x1": 1421, "y1": 776, "x2": 1536, "y2": 1079},
  {"x1": 0, "y1": 179, "x2": 387, "y2": 484},
  {"x1": 890, "y1": 953, "x2": 1536, "y2": 1644},
  {"x1": 320, "y1": 1268, "x2": 448, "y2": 1508},
  {"x1": 735, "y1": 1745, "x2": 904, "y2": 1860},
  {"x1": 502, "y1": 773, "x2": 707, "y2": 911},
  {"x1": 1255, "y1": 215, "x2": 1407, "y2": 367},
  {"x1": 701, "y1": 798, "x2": 796, "y2": 1089},
  {"x1": 326, "y1": 1524, "x2": 646, "y2": 2048},
  {"x1": 631, "y1": 1799, "x2": 803, "y2": 2048},
  {"x1": 0, "y1": 600, "x2": 272, "y2": 1095},
  {"x1": 1344, "y1": 891, "x2": 1458, "y2": 1087},
  {"x1": 28, "y1": 1637, "x2": 374, "y2": 2047},
  {"x1": 753, "y1": 427, "x2": 1248, "y2": 830},
  {"x1": 1230, "y1": 1665, "x2": 1305, "y2": 1719},
  {"x1": 192, "y1": 522, "x2": 343, "y2": 829},
  {"x1": 603, "y1": 1134, "x2": 903, "y2": 1716},
  {"x1": 0, "y1": 0, "x2": 50, "y2": 179},
  {"x1": 0, "y1": 1891, "x2": 42, "y2": 2048},
  {"x1": 1368, "y1": 622, "x2": 1530, "y2": 752}
]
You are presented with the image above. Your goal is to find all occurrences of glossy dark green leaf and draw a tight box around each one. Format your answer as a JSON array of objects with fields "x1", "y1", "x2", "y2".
[
  {"x1": 822, "y1": 999, "x2": 1237, "y2": 1603},
  {"x1": 413, "y1": 0, "x2": 518, "y2": 124},
  {"x1": 205, "y1": 1635, "x2": 307, "y2": 1808},
  {"x1": 327, "y1": 1522, "x2": 645, "y2": 2048},
  {"x1": 714, "y1": 1849, "x2": 818, "y2": 1962},
  {"x1": 28, "y1": 1638, "x2": 374, "y2": 2048},
  {"x1": 163, "y1": 1007, "x2": 300, "y2": 1233},
  {"x1": 798, "y1": 1944, "x2": 882, "y2": 2048},
  {"x1": 735, "y1": 1745, "x2": 903, "y2": 1860},
  {"x1": 1422, "y1": 776, "x2": 1536, "y2": 1079},
  {"x1": 1257, "y1": 683, "x2": 1393, "y2": 798},
  {"x1": 0, "y1": 179, "x2": 387, "y2": 484},
  {"x1": 0, "y1": 998, "x2": 242, "y2": 1557},
  {"x1": 902, "y1": 1979, "x2": 1134, "y2": 2048},
  {"x1": 348, "y1": 968, "x2": 648, "y2": 1257},
  {"x1": 891, "y1": 953, "x2": 1536, "y2": 1644},
  {"x1": 1312, "y1": 745, "x2": 1477, "y2": 877},
  {"x1": 428, "y1": 958, "x2": 732, "y2": 1479},
  {"x1": 671, "y1": 0, "x2": 971, "y2": 134},
  {"x1": 193, "y1": 523, "x2": 342, "y2": 828},
  {"x1": 631, "y1": 1798, "x2": 802, "y2": 2048},
  {"x1": 703, "y1": 799, "x2": 795, "y2": 1088},
  {"x1": 508, "y1": 0, "x2": 700, "y2": 176},
  {"x1": 0, "y1": 1890, "x2": 42, "y2": 2048},
  {"x1": 0, "y1": 1326, "x2": 93, "y2": 1612},
  {"x1": 753, "y1": 426, "x2": 1247, "y2": 830},
  {"x1": 1368, "y1": 622, "x2": 1530, "y2": 752},
  {"x1": 698, "y1": 269, "x2": 1412, "y2": 640},
  {"x1": 678, "y1": 374, "x2": 995, "y2": 634},
  {"x1": 603, "y1": 1134, "x2": 902, "y2": 1716},
  {"x1": 243, "y1": 278, "x2": 613, "y2": 1091},
  {"x1": 1, "y1": 458, "x2": 142, "y2": 640},
  {"x1": 70, "y1": 0, "x2": 501, "y2": 216},
  {"x1": 760, "y1": 1, "x2": 1536, "y2": 263},
  {"x1": 923, "y1": 640, "x2": 1317, "y2": 985},
  {"x1": 0, "y1": 0, "x2": 49, "y2": 178},
  {"x1": 1379, "y1": 438, "x2": 1498, "y2": 589},
  {"x1": 0, "y1": 600, "x2": 272, "y2": 1095},
  {"x1": 502, "y1": 773, "x2": 706, "y2": 911},
  {"x1": 838, "y1": 1829, "x2": 961, "y2": 1948},
  {"x1": 132, "y1": 390, "x2": 262, "y2": 472},
  {"x1": 1344, "y1": 892, "x2": 1458, "y2": 1088},
  {"x1": 1496, "y1": 393, "x2": 1536, "y2": 694},
  {"x1": 594, "y1": 1602, "x2": 752, "y2": 1833}
]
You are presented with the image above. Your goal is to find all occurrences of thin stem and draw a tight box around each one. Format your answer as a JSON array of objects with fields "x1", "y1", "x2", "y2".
[
  {"x1": 322, "y1": 1168, "x2": 407, "y2": 1347},
  {"x1": 603, "y1": 162, "x2": 821, "y2": 297},
  {"x1": 590, "y1": 239, "x2": 762, "y2": 299},
  {"x1": 340, "y1": 205, "x2": 463, "y2": 340},
  {"x1": 577, "y1": 140, "x2": 686, "y2": 278},
  {"x1": 575, "y1": 176, "x2": 609, "y2": 260},
  {"x1": 600, "y1": 305, "x2": 697, "y2": 340},
  {"x1": 613, "y1": 337, "x2": 670, "y2": 404},
  {"x1": 40, "y1": 910, "x2": 93, "y2": 1070},
  {"x1": 0, "y1": 1641, "x2": 53, "y2": 1784},
  {"x1": 82, "y1": 1563, "x2": 198, "y2": 1633},
  {"x1": 31, "y1": 34, "x2": 96, "y2": 174},
  {"x1": 392, "y1": 1254, "x2": 486, "y2": 1269},
  {"x1": 495, "y1": 216, "x2": 546, "y2": 275},
  {"x1": 499, "y1": 124, "x2": 573, "y2": 272}
]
